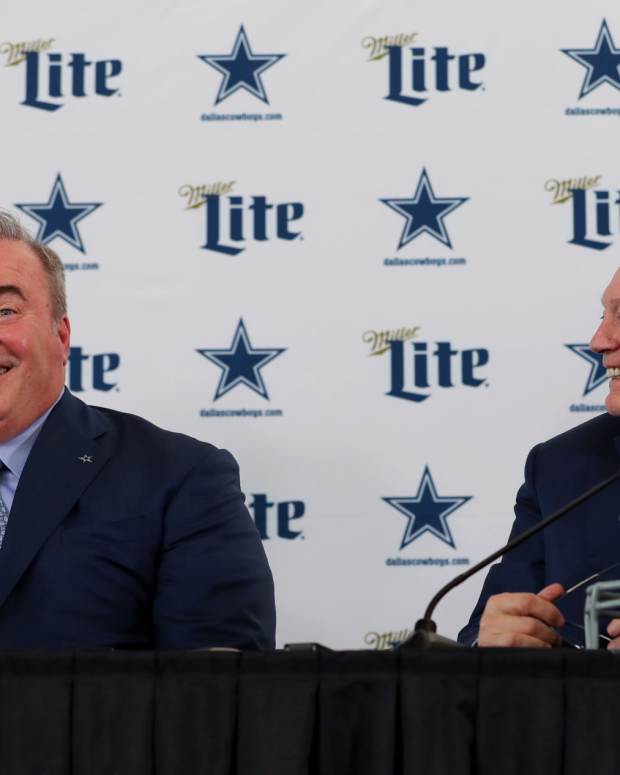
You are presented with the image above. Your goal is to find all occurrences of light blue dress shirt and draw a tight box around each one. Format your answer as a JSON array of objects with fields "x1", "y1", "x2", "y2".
[{"x1": 0, "y1": 391, "x2": 63, "y2": 513}]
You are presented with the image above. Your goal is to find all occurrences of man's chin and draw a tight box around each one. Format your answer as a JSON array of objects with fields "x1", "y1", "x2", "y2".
[{"x1": 605, "y1": 390, "x2": 620, "y2": 416}]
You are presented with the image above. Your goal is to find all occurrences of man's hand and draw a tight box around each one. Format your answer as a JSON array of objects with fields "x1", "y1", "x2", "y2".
[
  {"x1": 477, "y1": 583, "x2": 565, "y2": 647},
  {"x1": 606, "y1": 620, "x2": 620, "y2": 649}
]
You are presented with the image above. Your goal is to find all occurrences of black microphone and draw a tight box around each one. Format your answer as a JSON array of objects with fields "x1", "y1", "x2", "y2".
[{"x1": 402, "y1": 467, "x2": 620, "y2": 649}]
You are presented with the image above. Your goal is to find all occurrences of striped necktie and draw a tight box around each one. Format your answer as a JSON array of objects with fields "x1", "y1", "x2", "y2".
[{"x1": 0, "y1": 466, "x2": 9, "y2": 549}]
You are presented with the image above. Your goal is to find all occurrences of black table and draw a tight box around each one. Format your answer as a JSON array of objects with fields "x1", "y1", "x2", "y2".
[{"x1": 2, "y1": 648, "x2": 619, "y2": 774}]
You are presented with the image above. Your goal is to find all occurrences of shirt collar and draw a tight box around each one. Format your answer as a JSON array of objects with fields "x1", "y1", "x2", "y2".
[{"x1": 0, "y1": 390, "x2": 64, "y2": 477}]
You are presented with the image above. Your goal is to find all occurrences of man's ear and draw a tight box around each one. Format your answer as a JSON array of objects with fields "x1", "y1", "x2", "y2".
[{"x1": 58, "y1": 316, "x2": 71, "y2": 364}]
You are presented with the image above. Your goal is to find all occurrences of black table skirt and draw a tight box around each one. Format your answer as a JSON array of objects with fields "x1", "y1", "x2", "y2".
[{"x1": 0, "y1": 648, "x2": 618, "y2": 775}]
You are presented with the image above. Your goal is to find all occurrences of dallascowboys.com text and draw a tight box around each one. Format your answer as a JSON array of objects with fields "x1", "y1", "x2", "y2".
[
  {"x1": 199, "y1": 408, "x2": 283, "y2": 418},
  {"x1": 383, "y1": 257, "x2": 467, "y2": 267},
  {"x1": 565, "y1": 106, "x2": 620, "y2": 116},
  {"x1": 385, "y1": 556, "x2": 470, "y2": 567},
  {"x1": 201, "y1": 111, "x2": 283, "y2": 122}
]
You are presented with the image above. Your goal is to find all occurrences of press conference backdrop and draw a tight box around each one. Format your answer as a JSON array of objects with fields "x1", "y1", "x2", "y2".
[{"x1": 2, "y1": 0, "x2": 618, "y2": 649}]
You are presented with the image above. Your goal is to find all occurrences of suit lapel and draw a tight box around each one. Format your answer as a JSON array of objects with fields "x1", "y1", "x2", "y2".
[
  {"x1": 580, "y1": 427, "x2": 620, "y2": 572},
  {"x1": 0, "y1": 391, "x2": 114, "y2": 611}
]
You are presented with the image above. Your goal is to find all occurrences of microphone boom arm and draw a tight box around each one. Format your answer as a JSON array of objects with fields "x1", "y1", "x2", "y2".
[{"x1": 415, "y1": 467, "x2": 620, "y2": 637}]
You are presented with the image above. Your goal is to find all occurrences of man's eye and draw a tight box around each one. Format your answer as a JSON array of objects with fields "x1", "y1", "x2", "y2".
[{"x1": 0, "y1": 309, "x2": 15, "y2": 317}]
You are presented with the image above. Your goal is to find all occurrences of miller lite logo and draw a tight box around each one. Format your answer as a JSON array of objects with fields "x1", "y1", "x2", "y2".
[
  {"x1": 568, "y1": 184, "x2": 620, "y2": 250},
  {"x1": 67, "y1": 347, "x2": 120, "y2": 392},
  {"x1": 384, "y1": 39, "x2": 486, "y2": 107},
  {"x1": 18, "y1": 48, "x2": 122, "y2": 111},
  {"x1": 201, "y1": 193, "x2": 304, "y2": 255},
  {"x1": 365, "y1": 325, "x2": 490, "y2": 403}
]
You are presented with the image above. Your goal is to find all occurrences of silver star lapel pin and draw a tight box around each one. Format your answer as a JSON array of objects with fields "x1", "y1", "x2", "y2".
[{"x1": 78, "y1": 454, "x2": 94, "y2": 464}]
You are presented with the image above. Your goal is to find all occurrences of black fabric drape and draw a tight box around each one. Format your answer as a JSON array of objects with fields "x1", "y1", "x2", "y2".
[
  {"x1": 73, "y1": 651, "x2": 155, "y2": 775},
  {"x1": 0, "y1": 652, "x2": 72, "y2": 774},
  {"x1": 400, "y1": 648, "x2": 478, "y2": 775},
  {"x1": 476, "y1": 649, "x2": 564, "y2": 775},
  {"x1": 0, "y1": 649, "x2": 615, "y2": 773},
  {"x1": 237, "y1": 651, "x2": 318, "y2": 775},
  {"x1": 564, "y1": 650, "x2": 620, "y2": 775},
  {"x1": 156, "y1": 651, "x2": 238, "y2": 775},
  {"x1": 318, "y1": 650, "x2": 398, "y2": 775}
]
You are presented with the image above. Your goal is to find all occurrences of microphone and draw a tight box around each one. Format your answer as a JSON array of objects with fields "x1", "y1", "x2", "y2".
[{"x1": 402, "y1": 467, "x2": 620, "y2": 649}]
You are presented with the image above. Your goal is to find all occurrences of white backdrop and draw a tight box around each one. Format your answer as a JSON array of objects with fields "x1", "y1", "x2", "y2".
[{"x1": 2, "y1": 0, "x2": 620, "y2": 648}]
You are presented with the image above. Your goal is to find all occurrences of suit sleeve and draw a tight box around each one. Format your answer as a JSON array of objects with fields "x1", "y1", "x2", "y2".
[
  {"x1": 153, "y1": 447, "x2": 276, "y2": 649},
  {"x1": 457, "y1": 444, "x2": 546, "y2": 644}
]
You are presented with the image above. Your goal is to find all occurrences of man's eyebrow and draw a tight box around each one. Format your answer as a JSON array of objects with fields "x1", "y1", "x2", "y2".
[{"x1": 0, "y1": 285, "x2": 26, "y2": 301}]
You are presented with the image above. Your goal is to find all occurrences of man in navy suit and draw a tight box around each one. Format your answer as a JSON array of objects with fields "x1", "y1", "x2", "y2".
[
  {"x1": 460, "y1": 267, "x2": 620, "y2": 649},
  {"x1": 0, "y1": 211, "x2": 275, "y2": 650}
]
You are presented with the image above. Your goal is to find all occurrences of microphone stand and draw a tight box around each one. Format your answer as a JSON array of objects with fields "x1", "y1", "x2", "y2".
[{"x1": 402, "y1": 467, "x2": 620, "y2": 649}]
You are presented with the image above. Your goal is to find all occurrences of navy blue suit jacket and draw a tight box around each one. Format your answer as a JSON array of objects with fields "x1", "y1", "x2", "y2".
[
  {"x1": 0, "y1": 390, "x2": 275, "y2": 650},
  {"x1": 459, "y1": 412, "x2": 620, "y2": 646}
]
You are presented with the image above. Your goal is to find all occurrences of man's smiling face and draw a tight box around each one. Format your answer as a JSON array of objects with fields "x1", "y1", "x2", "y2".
[
  {"x1": 0, "y1": 239, "x2": 70, "y2": 441},
  {"x1": 590, "y1": 267, "x2": 620, "y2": 416}
]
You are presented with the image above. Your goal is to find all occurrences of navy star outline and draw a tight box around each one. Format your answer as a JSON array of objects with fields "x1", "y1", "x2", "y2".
[
  {"x1": 380, "y1": 168, "x2": 468, "y2": 250},
  {"x1": 383, "y1": 466, "x2": 472, "y2": 550},
  {"x1": 15, "y1": 174, "x2": 102, "y2": 254},
  {"x1": 561, "y1": 19, "x2": 620, "y2": 99},
  {"x1": 196, "y1": 319, "x2": 286, "y2": 401},
  {"x1": 198, "y1": 25, "x2": 286, "y2": 105},
  {"x1": 565, "y1": 343, "x2": 607, "y2": 396}
]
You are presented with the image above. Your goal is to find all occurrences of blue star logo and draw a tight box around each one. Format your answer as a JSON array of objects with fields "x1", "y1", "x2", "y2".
[
  {"x1": 565, "y1": 343, "x2": 607, "y2": 396},
  {"x1": 562, "y1": 20, "x2": 620, "y2": 99},
  {"x1": 197, "y1": 319, "x2": 286, "y2": 401},
  {"x1": 380, "y1": 169, "x2": 468, "y2": 250},
  {"x1": 15, "y1": 174, "x2": 102, "y2": 254},
  {"x1": 198, "y1": 25, "x2": 285, "y2": 105},
  {"x1": 383, "y1": 466, "x2": 471, "y2": 549}
]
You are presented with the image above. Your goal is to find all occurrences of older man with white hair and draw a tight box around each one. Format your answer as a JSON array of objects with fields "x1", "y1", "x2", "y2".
[{"x1": 460, "y1": 267, "x2": 620, "y2": 649}]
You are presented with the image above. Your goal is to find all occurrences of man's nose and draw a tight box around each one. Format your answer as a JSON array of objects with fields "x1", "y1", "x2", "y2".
[{"x1": 591, "y1": 318, "x2": 617, "y2": 353}]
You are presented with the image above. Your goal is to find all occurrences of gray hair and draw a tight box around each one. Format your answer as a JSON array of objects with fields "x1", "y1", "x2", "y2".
[{"x1": 0, "y1": 210, "x2": 67, "y2": 321}]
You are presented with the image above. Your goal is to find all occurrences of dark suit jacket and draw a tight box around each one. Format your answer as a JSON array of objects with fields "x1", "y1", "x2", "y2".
[
  {"x1": 459, "y1": 412, "x2": 620, "y2": 646},
  {"x1": 0, "y1": 390, "x2": 275, "y2": 650}
]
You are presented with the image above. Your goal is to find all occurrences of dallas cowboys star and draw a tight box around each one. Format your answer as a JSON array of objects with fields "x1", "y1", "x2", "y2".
[
  {"x1": 197, "y1": 319, "x2": 286, "y2": 401},
  {"x1": 15, "y1": 174, "x2": 102, "y2": 254},
  {"x1": 380, "y1": 169, "x2": 468, "y2": 250},
  {"x1": 565, "y1": 343, "x2": 607, "y2": 396},
  {"x1": 562, "y1": 19, "x2": 620, "y2": 99},
  {"x1": 198, "y1": 25, "x2": 285, "y2": 105},
  {"x1": 383, "y1": 466, "x2": 471, "y2": 549}
]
